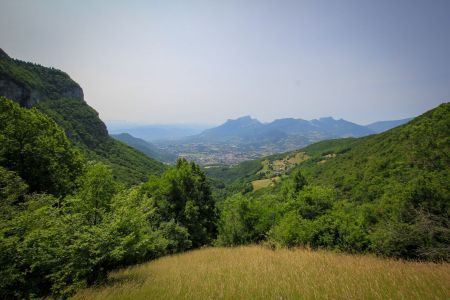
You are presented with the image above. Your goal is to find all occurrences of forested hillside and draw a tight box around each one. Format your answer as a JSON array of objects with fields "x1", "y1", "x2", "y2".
[
  {"x1": 0, "y1": 50, "x2": 165, "y2": 185},
  {"x1": 112, "y1": 133, "x2": 176, "y2": 163},
  {"x1": 0, "y1": 97, "x2": 217, "y2": 298},
  {"x1": 215, "y1": 103, "x2": 450, "y2": 260}
]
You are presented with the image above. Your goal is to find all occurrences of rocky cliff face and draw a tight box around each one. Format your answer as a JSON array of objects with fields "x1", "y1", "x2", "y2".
[
  {"x1": 0, "y1": 76, "x2": 79, "y2": 107},
  {"x1": 0, "y1": 78, "x2": 37, "y2": 107},
  {"x1": 0, "y1": 49, "x2": 167, "y2": 185},
  {"x1": 0, "y1": 48, "x2": 105, "y2": 145},
  {"x1": 0, "y1": 48, "x2": 84, "y2": 107}
]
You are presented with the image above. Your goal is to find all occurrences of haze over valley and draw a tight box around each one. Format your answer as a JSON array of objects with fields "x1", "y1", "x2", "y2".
[{"x1": 112, "y1": 115, "x2": 413, "y2": 165}]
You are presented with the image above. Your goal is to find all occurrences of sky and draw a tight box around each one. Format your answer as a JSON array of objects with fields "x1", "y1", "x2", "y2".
[{"x1": 1, "y1": 0, "x2": 449, "y2": 125}]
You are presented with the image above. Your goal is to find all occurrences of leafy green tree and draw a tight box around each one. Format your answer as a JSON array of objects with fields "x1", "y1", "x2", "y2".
[
  {"x1": 0, "y1": 97, "x2": 83, "y2": 196},
  {"x1": 76, "y1": 162, "x2": 117, "y2": 225},
  {"x1": 216, "y1": 194, "x2": 255, "y2": 246},
  {"x1": 292, "y1": 168, "x2": 307, "y2": 192},
  {"x1": 268, "y1": 211, "x2": 314, "y2": 248},
  {"x1": 144, "y1": 158, "x2": 217, "y2": 247},
  {"x1": 293, "y1": 186, "x2": 334, "y2": 220},
  {"x1": 0, "y1": 166, "x2": 28, "y2": 218}
]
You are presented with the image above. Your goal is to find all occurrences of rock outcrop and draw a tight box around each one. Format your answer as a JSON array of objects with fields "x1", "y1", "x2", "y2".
[{"x1": 0, "y1": 48, "x2": 84, "y2": 107}]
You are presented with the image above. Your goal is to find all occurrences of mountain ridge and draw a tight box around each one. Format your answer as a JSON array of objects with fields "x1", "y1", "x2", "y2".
[
  {"x1": 366, "y1": 117, "x2": 414, "y2": 133},
  {"x1": 153, "y1": 114, "x2": 411, "y2": 165},
  {"x1": 111, "y1": 133, "x2": 176, "y2": 163},
  {"x1": 196, "y1": 114, "x2": 413, "y2": 140},
  {"x1": 0, "y1": 49, "x2": 166, "y2": 184}
]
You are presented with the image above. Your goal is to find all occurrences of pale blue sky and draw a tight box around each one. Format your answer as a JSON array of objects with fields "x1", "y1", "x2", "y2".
[{"x1": 1, "y1": 0, "x2": 449, "y2": 124}]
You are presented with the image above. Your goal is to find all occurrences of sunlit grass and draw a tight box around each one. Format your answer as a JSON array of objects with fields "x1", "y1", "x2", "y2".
[
  {"x1": 251, "y1": 177, "x2": 279, "y2": 191},
  {"x1": 73, "y1": 246, "x2": 450, "y2": 300}
]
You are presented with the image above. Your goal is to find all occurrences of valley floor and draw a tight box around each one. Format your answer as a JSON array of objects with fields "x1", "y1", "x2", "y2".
[{"x1": 73, "y1": 246, "x2": 450, "y2": 300}]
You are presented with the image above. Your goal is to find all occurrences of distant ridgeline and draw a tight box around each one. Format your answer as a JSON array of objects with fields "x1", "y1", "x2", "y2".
[
  {"x1": 155, "y1": 114, "x2": 413, "y2": 166},
  {"x1": 0, "y1": 49, "x2": 166, "y2": 184}
]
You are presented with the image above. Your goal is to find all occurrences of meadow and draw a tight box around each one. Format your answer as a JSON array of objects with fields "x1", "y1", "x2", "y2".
[{"x1": 73, "y1": 246, "x2": 450, "y2": 300}]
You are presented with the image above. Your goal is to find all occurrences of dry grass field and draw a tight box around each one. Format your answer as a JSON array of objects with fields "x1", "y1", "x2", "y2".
[
  {"x1": 251, "y1": 177, "x2": 280, "y2": 191},
  {"x1": 73, "y1": 246, "x2": 450, "y2": 300}
]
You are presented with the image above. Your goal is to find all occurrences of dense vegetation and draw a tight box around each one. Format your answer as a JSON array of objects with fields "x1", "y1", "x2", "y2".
[
  {"x1": 0, "y1": 97, "x2": 83, "y2": 196},
  {"x1": 0, "y1": 98, "x2": 217, "y2": 298},
  {"x1": 215, "y1": 103, "x2": 450, "y2": 261},
  {"x1": 0, "y1": 51, "x2": 166, "y2": 185}
]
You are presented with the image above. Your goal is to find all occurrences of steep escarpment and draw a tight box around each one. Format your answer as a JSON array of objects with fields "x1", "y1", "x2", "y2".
[
  {"x1": 0, "y1": 49, "x2": 166, "y2": 184},
  {"x1": 0, "y1": 50, "x2": 83, "y2": 107}
]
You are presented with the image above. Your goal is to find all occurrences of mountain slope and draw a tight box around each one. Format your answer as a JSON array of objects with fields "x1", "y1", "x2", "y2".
[
  {"x1": 196, "y1": 116, "x2": 269, "y2": 142},
  {"x1": 310, "y1": 117, "x2": 373, "y2": 137},
  {"x1": 301, "y1": 103, "x2": 449, "y2": 202},
  {"x1": 112, "y1": 133, "x2": 176, "y2": 163},
  {"x1": 195, "y1": 115, "x2": 372, "y2": 143},
  {"x1": 213, "y1": 103, "x2": 449, "y2": 260},
  {"x1": 107, "y1": 122, "x2": 211, "y2": 141},
  {"x1": 366, "y1": 118, "x2": 413, "y2": 133},
  {"x1": 209, "y1": 103, "x2": 449, "y2": 204},
  {"x1": 0, "y1": 49, "x2": 166, "y2": 185}
]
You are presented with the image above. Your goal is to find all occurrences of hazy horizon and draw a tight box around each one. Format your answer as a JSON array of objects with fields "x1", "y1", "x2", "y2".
[
  {"x1": 1, "y1": 0, "x2": 449, "y2": 124},
  {"x1": 105, "y1": 114, "x2": 415, "y2": 128}
]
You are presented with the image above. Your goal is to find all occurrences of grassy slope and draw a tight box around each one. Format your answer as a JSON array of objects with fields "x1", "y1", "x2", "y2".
[{"x1": 73, "y1": 246, "x2": 450, "y2": 300}]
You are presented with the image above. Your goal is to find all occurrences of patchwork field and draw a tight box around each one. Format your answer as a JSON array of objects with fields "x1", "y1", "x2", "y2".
[
  {"x1": 73, "y1": 246, "x2": 450, "y2": 300},
  {"x1": 259, "y1": 152, "x2": 310, "y2": 176},
  {"x1": 252, "y1": 152, "x2": 310, "y2": 190},
  {"x1": 251, "y1": 177, "x2": 280, "y2": 191}
]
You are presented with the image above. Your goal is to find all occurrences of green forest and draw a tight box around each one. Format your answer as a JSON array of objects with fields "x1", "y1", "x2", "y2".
[
  {"x1": 0, "y1": 97, "x2": 217, "y2": 298},
  {"x1": 0, "y1": 51, "x2": 449, "y2": 299}
]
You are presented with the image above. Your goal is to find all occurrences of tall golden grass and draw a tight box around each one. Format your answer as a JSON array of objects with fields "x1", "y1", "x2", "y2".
[{"x1": 73, "y1": 246, "x2": 450, "y2": 300}]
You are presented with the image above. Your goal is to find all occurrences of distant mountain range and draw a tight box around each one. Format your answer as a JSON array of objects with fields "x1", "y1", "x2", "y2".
[
  {"x1": 111, "y1": 133, "x2": 176, "y2": 163},
  {"x1": 107, "y1": 111, "x2": 413, "y2": 166},
  {"x1": 107, "y1": 122, "x2": 213, "y2": 141},
  {"x1": 195, "y1": 116, "x2": 375, "y2": 143},
  {"x1": 365, "y1": 118, "x2": 414, "y2": 133},
  {"x1": 149, "y1": 115, "x2": 413, "y2": 165}
]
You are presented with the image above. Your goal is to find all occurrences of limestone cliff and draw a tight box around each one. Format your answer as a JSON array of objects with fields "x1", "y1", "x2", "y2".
[{"x1": 0, "y1": 48, "x2": 84, "y2": 107}]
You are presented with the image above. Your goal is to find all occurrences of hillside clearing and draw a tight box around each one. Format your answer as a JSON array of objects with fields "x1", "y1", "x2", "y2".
[
  {"x1": 251, "y1": 177, "x2": 280, "y2": 191},
  {"x1": 73, "y1": 246, "x2": 450, "y2": 300}
]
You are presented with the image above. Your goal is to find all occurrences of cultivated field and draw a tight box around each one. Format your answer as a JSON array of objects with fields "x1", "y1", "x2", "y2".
[{"x1": 73, "y1": 246, "x2": 450, "y2": 300}]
